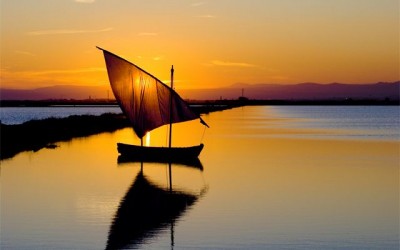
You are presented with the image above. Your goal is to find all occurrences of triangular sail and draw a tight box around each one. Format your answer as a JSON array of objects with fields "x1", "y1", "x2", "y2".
[{"x1": 98, "y1": 47, "x2": 207, "y2": 138}]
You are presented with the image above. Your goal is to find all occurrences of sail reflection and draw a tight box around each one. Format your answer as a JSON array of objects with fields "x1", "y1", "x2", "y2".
[{"x1": 106, "y1": 164, "x2": 206, "y2": 250}]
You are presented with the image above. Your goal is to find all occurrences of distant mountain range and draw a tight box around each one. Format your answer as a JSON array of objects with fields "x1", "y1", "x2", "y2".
[
  {"x1": 1, "y1": 82, "x2": 399, "y2": 101},
  {"x1": 179, "y1": 81, "x2": 400, "y2": 101},
  {"x1": 0, "y1": 85, "x2": 111, "y2": 101}
]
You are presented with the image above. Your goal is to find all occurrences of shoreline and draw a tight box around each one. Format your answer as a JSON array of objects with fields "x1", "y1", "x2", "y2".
[
  {"x1": 1, "y1": 98, "x2": 399, "y2": 107},
  {"x1": 0, "y1": 104, "x2": 239, "y2": 160},
  {"x1": 1, "y1": 101, "x2": 398, "y2": 160}
]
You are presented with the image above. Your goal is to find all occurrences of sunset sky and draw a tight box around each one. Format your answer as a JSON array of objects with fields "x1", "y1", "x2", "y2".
[{"x1": 1, "y1": 0, "x2": 399, "y2": 90}]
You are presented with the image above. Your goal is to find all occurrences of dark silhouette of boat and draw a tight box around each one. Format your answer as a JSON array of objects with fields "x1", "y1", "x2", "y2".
[
  {"x1": 105, "y1": 170, "x2": 204, "y2": 250},
  {"x1": 117, "y1": 143, "x2": 204, "y2": 165},
  {"x1": 98, "y1": 47, "x2": 208, "y2": 162},
  {"x1": 117, "y1": 152, "x2": 204, "y2": 172}
]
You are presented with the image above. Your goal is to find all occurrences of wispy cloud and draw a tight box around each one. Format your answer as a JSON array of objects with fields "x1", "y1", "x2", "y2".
[
  {"x1": 152, "y1": 55, "x2": 165, "y2": 61},
  {"x1": 29, "y1": 67, "x2": 105, "y2": 75},
  {"x1": 162, "y1": 79, "x2": 183, "y2": 85},
  {"x1": 0, "y1": 67, "x2": 105, "y2": 88},
  {"x1": 2, "y1": 67, "x2": 105, "y2": 78},
  {"x1": 15, "y1": 50, "x2": 36, "y2": 56},
  {"x1": 192, "y1": 2, "x2": 206, "y2": 7},
  {"x1": 27, "y1": 27, "x2": 113, "y2": 36},
  {"x1": 74, "y1": 0, "x2": 96, "y2": 3},
  {"x1": 211, "y1": 60, "x2": 257, "y2": 68},
  {"x1": 137, "y1": 32, "x2": 158, "y2": 36},
  {"x1": 133, "y1": 55, "x2": 164, "y2": 61},
  {"x1": 197, "y1": 14, "x2": 215, "y2": 18}
]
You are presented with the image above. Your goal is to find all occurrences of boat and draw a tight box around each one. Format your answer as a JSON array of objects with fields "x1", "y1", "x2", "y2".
[
  {"x1": 117, "y1": 143, "x2": 204, "y2": 164},
  {"x1": 117, "y1": 144, "x2": 204, "y2": 170},
  {"x1": 98, "y1": 47, "x2": 208, "y2": 162}
]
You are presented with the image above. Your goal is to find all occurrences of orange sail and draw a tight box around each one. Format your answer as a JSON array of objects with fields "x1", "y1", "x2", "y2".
[{"x1": 98, "y1": 47, "x2": 207, "y2": 138}]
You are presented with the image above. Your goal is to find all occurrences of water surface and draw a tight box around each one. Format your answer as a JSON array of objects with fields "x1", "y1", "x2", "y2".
[
  {"x1": 1, "y1": 106, "x2": 399, "y2": 249},
  {"x1": 0, "y1": 106, "x2": 122, "y2": 125},
  {"x1": 270, "y1": 106, "x2": 399, "y2": 140}
]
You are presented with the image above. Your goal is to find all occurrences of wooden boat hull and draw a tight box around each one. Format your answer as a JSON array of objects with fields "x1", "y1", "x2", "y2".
[{"x1": 117, "y1": 143, "x2": 204, "y2": 163}]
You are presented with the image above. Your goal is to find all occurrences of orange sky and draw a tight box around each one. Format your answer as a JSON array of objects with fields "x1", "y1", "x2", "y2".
[{"x1": 1, "y1": 0, "x2": 399, "y2": 90}]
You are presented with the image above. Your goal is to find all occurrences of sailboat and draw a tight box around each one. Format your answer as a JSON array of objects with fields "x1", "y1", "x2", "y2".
[{"x1": 98, "y1": 47, "x2": 208, "y2": 162}]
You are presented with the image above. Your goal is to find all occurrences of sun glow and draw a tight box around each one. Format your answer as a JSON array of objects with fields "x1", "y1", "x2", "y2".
[
  {"x1": 1, "y1": 0, "x2": 398, "y2": 93},
  {"x1": 145, "y1": 132, "x2": 151, "y2": 146}
]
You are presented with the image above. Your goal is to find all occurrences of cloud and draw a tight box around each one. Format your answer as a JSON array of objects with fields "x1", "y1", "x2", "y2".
[
  {"x1": 27, "y1": 27, "x2": 113, "y2": 36},
  {"x1": 0, "y1": 67, "x2": 105, "y2": 88},
  {"x1": 132, "y1": 55, "x2": 164, "y2": 61},
  {"x1": 74, "y1": 0, "x2": 96, "y2": 3},
  {"x1": 15, "y1": 51, "x2": 36, "y2": 56},
  {"x1": 1, "y1": 67, "x2": 104, "y2": 79},
  {"x1": 162, "y1": 79, "x2": 183, "y2": 85},
  {"x1": 137, "y1": 32, "x2": 158, "y2": 36},
  {"x1": 211, "y1": 60, "x2": 257, "y2": 68},
  {"x1": 192, "y1": 2, "x2": 206, "y2": 7},
  {"x1": 197, "y1": 15, "x2": 215, "y2": 18},
  {"x1": 29, "y1": 68, "x2": 105, "y2": 75},
  {"x1": 152, "y1": 55, "x2": 166, "y2": 61}
]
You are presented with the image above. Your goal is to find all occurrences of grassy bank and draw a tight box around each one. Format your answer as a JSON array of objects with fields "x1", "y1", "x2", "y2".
[{"x1": 0, "y1": 113, "x2": 130, "y2": 160}]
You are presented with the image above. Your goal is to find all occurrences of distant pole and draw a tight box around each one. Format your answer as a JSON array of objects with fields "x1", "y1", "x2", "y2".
[{"x1": 169, "y1": 65, "x2": 174, "y2": 149}]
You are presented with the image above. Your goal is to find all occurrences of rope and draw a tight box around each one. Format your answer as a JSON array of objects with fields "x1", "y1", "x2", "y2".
[
  {"x1": 200, "y1": 125, "x2": 207, "y2": 143},
  {"x1": 165, "y1": 126, "x2": 169, "y2": 147}
]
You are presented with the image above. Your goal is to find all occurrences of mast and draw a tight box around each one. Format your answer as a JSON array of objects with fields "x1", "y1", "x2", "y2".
[
  {"x1": 169, "y1": 65, "x2": 174, "y2": 149},
  {"x1": 168, "y1": 66, "x2": 174, "y2": 195}
]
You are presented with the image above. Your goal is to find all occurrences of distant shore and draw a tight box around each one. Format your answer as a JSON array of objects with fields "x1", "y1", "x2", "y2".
[
  {"x1": 1, "y1": 98, "x2": 399, "y2": 107},
  {"x1": 1, "y1": 98, "x2": 398, "y2": 160}
]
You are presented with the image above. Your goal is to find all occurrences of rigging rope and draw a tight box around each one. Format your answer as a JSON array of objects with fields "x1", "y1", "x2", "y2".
[
  {"x1": 200, "y1": 124, "x2": 207, "y2": 143},
  {"x1": 165, "y1": 126, "x2": 169, "y2": 147}
]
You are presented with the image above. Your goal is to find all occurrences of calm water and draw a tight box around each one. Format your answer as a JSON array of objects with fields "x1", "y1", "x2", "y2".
[
  {"x1": 0, "y1": 106, "x2": 122, "y2": 125},
  {"x1": 1, "y1": 106, "x2": 399, "y2": 249},
  {"x1": 270, "y1": 106, "x2": 400, "y2": 140}
]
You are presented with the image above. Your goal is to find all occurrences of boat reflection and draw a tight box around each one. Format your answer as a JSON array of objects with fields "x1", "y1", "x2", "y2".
[
  {"x1": 117, "y1": 155, "x2": 204, "y2": 171},
  {"x1": 106, "y1": 163, "x2": 206, "y2": 250}
]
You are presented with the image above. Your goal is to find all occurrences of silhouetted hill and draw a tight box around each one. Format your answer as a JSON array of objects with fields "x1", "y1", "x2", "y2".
[
  {"x1": 1, "y1": 82, "x2": 398, "y2": 101},
  {"x1": 0, "y1": 85, "x2": 112, "y2": 100},
  {"x1": 179, "y1": 82, "x2": 399, "y2": 101}
]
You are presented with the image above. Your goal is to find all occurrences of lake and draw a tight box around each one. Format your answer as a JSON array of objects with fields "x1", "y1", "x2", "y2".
[
  {"x1": 1, "y1": 106, "x2": 399, "y2": 249},
  {"x1": 0, "y1": 106, "x2": 122, "y2": 125}
]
